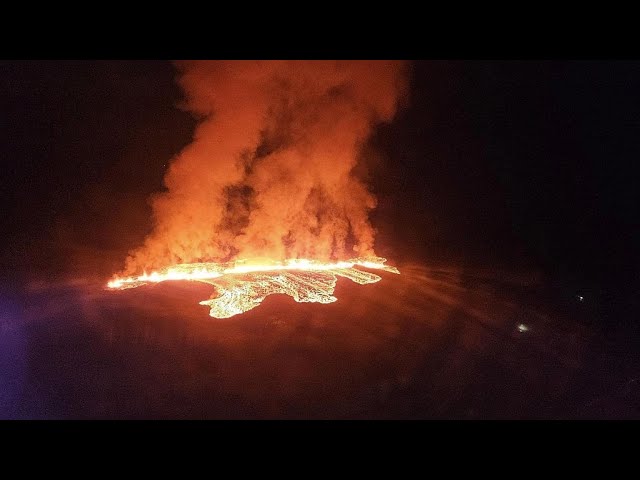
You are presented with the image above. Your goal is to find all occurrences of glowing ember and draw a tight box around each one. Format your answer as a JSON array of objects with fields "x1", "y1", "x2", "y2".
[{"x1": 107, "y1": 257, "x2": 399, "y2": 318}]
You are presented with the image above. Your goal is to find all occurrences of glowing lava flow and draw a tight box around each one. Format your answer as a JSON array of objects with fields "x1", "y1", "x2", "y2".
[{"x1": 107, "y1": 257, "x2": 400, "y2": 318}]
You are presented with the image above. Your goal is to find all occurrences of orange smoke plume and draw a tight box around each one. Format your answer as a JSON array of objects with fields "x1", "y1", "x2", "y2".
[{"x1": 123, "y1": 61, "x2": 408, "y2": 274}]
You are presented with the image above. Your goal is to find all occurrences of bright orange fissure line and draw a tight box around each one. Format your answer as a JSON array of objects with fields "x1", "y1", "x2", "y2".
[{"x1": 107, "y1": 257, "x2": 399, "y2": 319}]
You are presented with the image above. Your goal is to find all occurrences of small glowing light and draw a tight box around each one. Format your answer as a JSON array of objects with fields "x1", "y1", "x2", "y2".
[
  {"x1": 577, "y1": 295, "x2": 584, "y2": 302},
  {"x1": 517, "y1": 323, "x2": 529, "y2": 333}
]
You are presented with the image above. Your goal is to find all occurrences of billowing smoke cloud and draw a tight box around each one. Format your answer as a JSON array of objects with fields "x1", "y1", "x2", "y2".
[{"x1": 124, "y1": 61, "x2": 408, "y2": 274}]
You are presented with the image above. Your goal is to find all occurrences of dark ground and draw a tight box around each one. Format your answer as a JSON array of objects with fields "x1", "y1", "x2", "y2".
[
  {"x1": 1, "y1": 264, "x2": 638, "y2": 419},
  {"x1": 1, "y1": 61, "x2": 639, "y2": 419}
]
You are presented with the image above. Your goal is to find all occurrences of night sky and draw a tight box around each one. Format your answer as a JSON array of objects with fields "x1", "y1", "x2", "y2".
[
  {"x1": 1, "y1": 60, "x2": 639, "y2": 419},
  {"x1": 2, "y1": 61, "x2": 638, "y2": 325}
]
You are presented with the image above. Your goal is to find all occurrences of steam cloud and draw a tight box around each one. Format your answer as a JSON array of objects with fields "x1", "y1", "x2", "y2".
[{"x1": 124, "y1": 61, "x2": 408, "y2": 274}]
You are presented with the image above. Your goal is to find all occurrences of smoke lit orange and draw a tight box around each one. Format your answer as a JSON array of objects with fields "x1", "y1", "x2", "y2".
[
  {"x1": 121, "y1": 61, "x2": 408, "y2": 275},
  {"x1": 107, "y1": 257, "x2": 399, "y2": 318}
]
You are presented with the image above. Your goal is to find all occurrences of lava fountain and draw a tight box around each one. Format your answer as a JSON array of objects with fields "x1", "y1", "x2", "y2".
[{"x1": 107, "y1": 61, "x2": 408, "y2": 319}]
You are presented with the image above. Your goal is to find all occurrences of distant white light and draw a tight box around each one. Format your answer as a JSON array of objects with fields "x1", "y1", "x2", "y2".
[
  {"x1": 517, "y1": 323, "x2": 529, "y2": 333},
  {"x1": 577, "y1": 295, "x2": 584, "y2": 302}
]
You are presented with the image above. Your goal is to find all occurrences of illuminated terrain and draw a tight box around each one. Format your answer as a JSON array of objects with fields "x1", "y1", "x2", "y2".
[{"x1": 108, "y1": 257, "x2": 400, "y2": 318}]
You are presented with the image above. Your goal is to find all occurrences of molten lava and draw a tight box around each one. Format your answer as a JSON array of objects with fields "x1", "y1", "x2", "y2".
[{"x1": 107, "y1": 257, "x2": 399, "y2": 318}]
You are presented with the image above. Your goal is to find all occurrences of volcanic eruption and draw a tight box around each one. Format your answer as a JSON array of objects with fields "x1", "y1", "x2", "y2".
[{"x1": 108, "y1": 61, "x2": 409, "y2": 318}]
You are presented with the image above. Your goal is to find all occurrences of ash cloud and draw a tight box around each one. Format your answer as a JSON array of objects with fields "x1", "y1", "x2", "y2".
[{"x1": 124, "y1": 61, "x2": 408, "y2": 274}]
